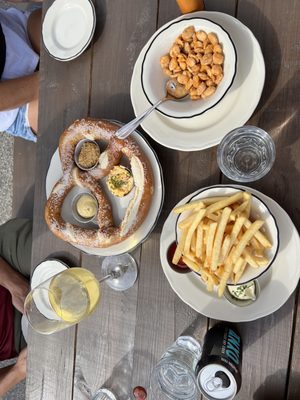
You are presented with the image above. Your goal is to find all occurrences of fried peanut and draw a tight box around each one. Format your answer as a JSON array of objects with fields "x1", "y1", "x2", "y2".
[
  {"x1": 213, "y1": 52, "x2": 224, "y2": 65},
  {"x1": 160, "y1": 25, "x2": 224, "y2": 101},
  {"x1": 182, "y1": 26, "x2": 195, "y2": 41},
  {"x1": 208, "y1": 33, "x2": 219, "y2": 45},
  {"x1": 160, "y1": 54, "x2": 170, "y2": 69},
  {"x1": 201, "y1": 85, "x2": 216, "y2": 98}
]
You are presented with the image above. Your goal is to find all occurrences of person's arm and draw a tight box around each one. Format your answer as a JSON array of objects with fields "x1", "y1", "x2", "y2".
[
  {"x1": 0, "y1": 348, "x2": 27, "y2": 396},
  {"x1": 0, "y1": 72, "x2": 39, "y2": 112},
  {"x1": 0, "y1": 257, "x2": 29, "y2": 313}
]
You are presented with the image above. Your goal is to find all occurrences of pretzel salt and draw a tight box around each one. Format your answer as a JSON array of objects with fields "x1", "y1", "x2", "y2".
[{"x1": 45, "y1": 119, "x2": 154, "y2": 247}]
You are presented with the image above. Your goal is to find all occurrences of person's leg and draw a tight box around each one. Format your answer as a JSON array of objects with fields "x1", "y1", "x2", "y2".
[
  {"x1": 27, "y1": 8, "x2": 42, "y2": 55},
  {"x1": 27, "y1": 98, "x2": 39, "y2": 134}
]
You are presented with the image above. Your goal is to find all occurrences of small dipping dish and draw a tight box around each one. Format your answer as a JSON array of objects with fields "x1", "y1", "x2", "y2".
[
  {"x1": 74, "y1": 139, "x2": 100, "y2": 170},
  {"x1": 224, "y1": 280, "x2": 260, "y2": 307},
  {"x1": 72, "y1": 192, "x2": 98, "y2": 224}
]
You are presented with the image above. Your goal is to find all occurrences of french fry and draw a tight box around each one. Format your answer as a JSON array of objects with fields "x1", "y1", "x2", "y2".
[
  {"x1": 205, "y1": 192, "x2": 244, "y2": 215},
  {"x1": 178, "y1": 212, "x2": 198, "y2": 230},
  {"x1": 184, "y1": 252, "x2": 197, "y2": 263},
  {"x1": 230, "y1": 220, "x2": 265, "y2": 266},
  {"x1": 206, "y1": 213, "x2": 220, "y2": 222},
  {"x1": 201, "y1": 196, "x2": 228, "y2": 204},
  {"x1": 243, "y1": 192, "x2": 252, "y2": 219},
  {"x1": 234, "y1": 260, "x2": 248, "y2": 284},
  {"x1": 173, "y1": 200, "x2": 205, "y2": 214},
  {"x1": 244, "y1": 218, "x2": 272, "y2": 248},
  {"x1": 214, "y1": 265, "x2": 224, "y2": 279},
  {"x1": 172, "y1": 228, "x2": 188, "y2": 265},
  {"x1": 233, "y1": 256, "x2": 245, "y2": 274},
  {"x1": 254, "y1": 255, "x2": 269, "y2": 266},
  {"x1": 220, "y1": 234, "x2": 231, "y2": 264},
  {"x1": 184, "y1": 209, "x2": 206, "y2": 254},
  {"x1": 195, "y1": 222, "x2": 203, "y2": 259},
  {"x1": 242, "y1": 248, "x2": 259, "y2": 268},
  {"x1": 205, "y1": 222, "x2": 218, "y2": 267},
  {"x1": 191, "y1": 231, "x2": 197, "y2": 253},
  {"x1": 230, "y1": 200, "x2": 249, "y2": 221},
  {"x1": 182, "y1": 256, "x2": 201, "y2": 273},
  {"x1": 211, "y1": 207, "x2": 232, "y2": 270}
]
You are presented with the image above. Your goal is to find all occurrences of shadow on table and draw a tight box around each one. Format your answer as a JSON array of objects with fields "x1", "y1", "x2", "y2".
[
  {"x1": 238, "y1": 1, "x2": 281, "y2": 115},
  {"x1": 93, "y1": 0, "x2": 107, "y2": 44},
  {"x1": 253, "y1": 68, "x2": 300, "y2": 226},
  {"x1": 253, "y1": 369, "x2": 300, "y2": 400}
]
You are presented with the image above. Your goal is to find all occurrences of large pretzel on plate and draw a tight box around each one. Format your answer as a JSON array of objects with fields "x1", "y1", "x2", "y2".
[{"x1": 45, "y1": 119, "x2": 154, "y2": 247}]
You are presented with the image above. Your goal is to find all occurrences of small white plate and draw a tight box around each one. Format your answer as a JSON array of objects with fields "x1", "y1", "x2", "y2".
[
  {"x1": 131, "y1": 11, "x2": 265, "y2": 151},
  {"x1": 160, "y1": 185, "x2": 300, "y2": 322},
  {"x1": 141, "y1": 17, "x2": 237, "y2": 119},
  {"x1": 42, "y1": 0, "x2": 96, "y2": 61},
  {"x1": 31, "y1": 259, "x2": 69, "y2": 290},
  {"x1": 46, "y1": 129, "x2": 164, "y2": 256}
]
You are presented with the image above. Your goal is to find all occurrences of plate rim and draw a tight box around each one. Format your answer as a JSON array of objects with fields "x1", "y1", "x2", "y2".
[
  {"x1": 42, "y1": 0, "x2": 96, "y2": 62},
  {"x1": 141, "y1": 16, "x2": 237, "y2": 119},
  {"x1": 160, "y1": 184, "x2": 300, "y2": 322}
]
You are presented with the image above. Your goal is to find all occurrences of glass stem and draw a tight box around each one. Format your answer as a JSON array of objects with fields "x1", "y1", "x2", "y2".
[{"x1": 99, "y1": 274, "x2": 112, "y2": 283}]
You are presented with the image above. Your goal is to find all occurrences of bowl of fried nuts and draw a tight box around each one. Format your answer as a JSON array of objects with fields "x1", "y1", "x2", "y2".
[{"x1": 141, "y1": 17, "x2": 237, "y2": 119}]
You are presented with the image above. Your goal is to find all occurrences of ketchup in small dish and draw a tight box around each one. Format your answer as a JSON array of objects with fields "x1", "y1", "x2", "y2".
[{"x1": 167, "y1": 242, "x2": 190, "y2": 274}]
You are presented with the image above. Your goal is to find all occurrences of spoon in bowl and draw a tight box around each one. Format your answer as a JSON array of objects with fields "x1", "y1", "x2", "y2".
[{"x1": 115, "y1": 79, "x2": 188, "y2": 140}]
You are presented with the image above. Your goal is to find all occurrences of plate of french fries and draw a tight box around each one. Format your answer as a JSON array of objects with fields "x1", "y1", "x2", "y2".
[
  {"x1": 159, "y1": 185, "x2": 300, "y2": 321},
  {"x1": 172, "y1": 186, "x2": 279, "y2": 297}
]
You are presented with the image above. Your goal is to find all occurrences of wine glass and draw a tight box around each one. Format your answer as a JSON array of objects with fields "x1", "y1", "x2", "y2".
[{"x1": 24, "y1": 255, "x2": 138, "y2": 335}]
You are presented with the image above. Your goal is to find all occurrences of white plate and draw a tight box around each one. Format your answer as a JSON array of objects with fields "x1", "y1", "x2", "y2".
[
  {"x1": 46, "y1": 130, "x2": 164, "y2": 256},
  {"x1": 42, "y1": 0, "x2": 96, "y2": 61},
  {"x1": 160, "y1": 185, "x2": 300, "y2": 322},
  {"x1": 175, "y1": 186, "x2": 279, "y2": 285},
  {"x1": 131, "y1": 11, "x2": 265, "y2": 151},
  {"x1": 31, "y1": 259, "x2": 69, "y2": 290},
  {"x1": 141, "y1": 17, "x2": 237, "y2": 118}
]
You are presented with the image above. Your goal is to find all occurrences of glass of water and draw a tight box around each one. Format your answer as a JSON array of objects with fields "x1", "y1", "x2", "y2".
[
  {"x1": 217, "y1": 126, "x2": 276, "y2": 182},
  {"x1": 150, "y1": 336, "x2": 202, "y2": 400}
]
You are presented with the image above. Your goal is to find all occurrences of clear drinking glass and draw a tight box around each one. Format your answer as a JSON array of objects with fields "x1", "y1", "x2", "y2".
[
  {"x1": 150, "y1": 336, "x2": 202, "y2": 400},
  {"x1": 25, "y1": 254, "x2": 138, "y2": 334},
  {"x1": 217, "y1": 125, "x2": 276, "y2": 182}
]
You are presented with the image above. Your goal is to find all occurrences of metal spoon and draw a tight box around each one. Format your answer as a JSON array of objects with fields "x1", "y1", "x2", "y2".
[{"x1": 115, "y1": 79, "x2": 188, "y2": 140}]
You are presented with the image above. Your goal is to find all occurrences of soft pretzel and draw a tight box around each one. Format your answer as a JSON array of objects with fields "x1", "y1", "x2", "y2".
[{"x1": 45, "y1": 119, "x2": 154, "y2": 248}]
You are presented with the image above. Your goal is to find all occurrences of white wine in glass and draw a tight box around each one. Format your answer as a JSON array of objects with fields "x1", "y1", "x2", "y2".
[
  {"x1": 25, "y1": 254, "x2": 138, "y2": 335},
  {"x1": 25, "y1": 268, "x2": 101, "y2": 334}
]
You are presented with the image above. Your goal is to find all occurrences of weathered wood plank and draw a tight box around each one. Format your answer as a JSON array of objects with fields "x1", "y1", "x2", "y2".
[
  {"x1": 74, "y1": 1, "x2": 158, "y2": 399},
  {"x1": 287, "y1": 286, "x2": 300, "y2": 400},
  {"x1": 220, "y1": 1, "x2": 300, "y2": 399},
  {"x1": 89, "y1": 0, "x2": 158, "y2": 123},
  {"x1": 26, "y1": 0, "x2": 93, "y2": 398},
  {"x1": 205, "y1": 0, "x2": 237, "y2": 14},
  {"x1": 12, "y1": 139, "x2": 36, "y2": 219},
  {"x1": 74, "y1": 251, "x2": 140, "y2": 400}
]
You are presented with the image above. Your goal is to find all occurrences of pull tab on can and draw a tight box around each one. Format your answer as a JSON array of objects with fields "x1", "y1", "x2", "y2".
[{"x1": 197, "y1": 364, "x2": 237, "y2": 400}]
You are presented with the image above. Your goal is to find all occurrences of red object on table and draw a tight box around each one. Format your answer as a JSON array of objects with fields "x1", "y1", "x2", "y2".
[
  {"x1": 0, "y1": 286, "x2": 17, "y2": 360},
  {"x1": 133, "y1": 386, "x2": 147, "y2": 399}
]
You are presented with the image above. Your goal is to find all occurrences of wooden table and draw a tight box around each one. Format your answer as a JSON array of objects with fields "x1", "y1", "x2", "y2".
[{"x1": 27, "y1": 1, "x2": 300, "y2": 399}]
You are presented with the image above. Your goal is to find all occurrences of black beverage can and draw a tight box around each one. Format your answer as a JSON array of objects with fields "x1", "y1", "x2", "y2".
[{"x1": 196, "y1": 323, "x2": 242, "y2": 400}]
